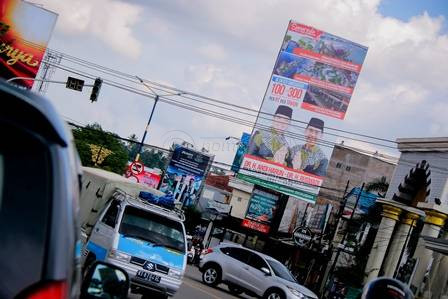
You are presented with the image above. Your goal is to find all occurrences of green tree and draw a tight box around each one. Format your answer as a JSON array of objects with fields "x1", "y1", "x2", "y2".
[
  {"x1": 72, "y1": 123, "x2": 129, "y2": 174},
  {"x1": 366, "y1": 176, "x2": 389, "y2": 198},
  {"x1": 140, "y1": 149, "x2": 168, "y2": 169},
  {"x1": 126, "y1": 134, "x2": 139, "y2": 161}
]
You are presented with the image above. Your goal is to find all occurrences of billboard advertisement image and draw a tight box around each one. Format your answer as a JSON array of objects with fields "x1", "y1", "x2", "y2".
[
  {"x1": 242, "y1": 188, "x2": 279, "y2": 234},
  {"x1": 159, "y1": 145, "x2": 212, "y2": 207},
  {"x1": 0, "y1": 0, "x2": 57, "y2": 88},
  {"x1": 238, "y1": 20, "x2": 367, "y2": 203},
  {"x1": 230, "y1": 132, "x2": 251, "y2": 173}
]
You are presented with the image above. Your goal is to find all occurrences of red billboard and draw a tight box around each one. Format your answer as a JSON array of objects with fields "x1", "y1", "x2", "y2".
[{"x1": 0, "y1": 0, "x2": 57, "y2": 88}]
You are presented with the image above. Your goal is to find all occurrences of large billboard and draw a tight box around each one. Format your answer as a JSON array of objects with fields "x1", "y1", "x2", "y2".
[
  {"x1": 238, "y1": 21, "x2": 367, "y2": 203},
  {"x1": 242, "y1": 188, "x2": 279, "y2": 234},
  {"x1": 0, "y1": 0, "x2": 57, "y2": 88},
  {"x1": 159, "y1": 145, "x2": 212, "y2": 207}
]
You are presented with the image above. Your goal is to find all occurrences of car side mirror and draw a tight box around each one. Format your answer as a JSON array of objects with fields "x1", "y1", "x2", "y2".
[
  {"x1": 261, "y1": 267, "x2": 271, "y2": 276},
  {"x1": 81, "y1": 261, "x2": 130, "y2": 299}
]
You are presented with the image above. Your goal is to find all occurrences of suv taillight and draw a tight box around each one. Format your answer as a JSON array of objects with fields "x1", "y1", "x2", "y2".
[
  {"x1": 26, "y1": 281, "x2": 67, "y2": 299},
  {"x1": 203, "y1": 248, "x2": 213, "y2": 255}
]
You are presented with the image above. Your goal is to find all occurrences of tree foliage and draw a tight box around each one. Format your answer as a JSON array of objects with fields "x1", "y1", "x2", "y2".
[
  {"x1": 72, "y1": 123, "x2": 129, "y2": 174},
  {"x1": 125, "y1": 136, "x2": 168, "y2": 170},
  {"x1": 365, "y1": 176, "x2": 389, "y2": 197}
]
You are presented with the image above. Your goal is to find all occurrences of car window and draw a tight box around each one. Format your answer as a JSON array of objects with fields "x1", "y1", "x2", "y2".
[
  {"x1": 248, "y1": 253, "x2": 269, "y2": 271},
  {"x1": 101, "y1": 199, "x2": 120, "y2": 228},
  {"x1": 0, "y1": 124, "x2": 52, "y2": 298},
  {"x1": 226, "y1": 247, "x2": 251, "y2": 264},
  {"x1": 266, "y1": 259, "x2": 296, "y2": 282}
]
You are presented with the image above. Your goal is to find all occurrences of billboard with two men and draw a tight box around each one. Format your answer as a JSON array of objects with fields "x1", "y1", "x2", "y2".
[{"x1": 238, "y1": 21, "x2": 367, "y2": 203}]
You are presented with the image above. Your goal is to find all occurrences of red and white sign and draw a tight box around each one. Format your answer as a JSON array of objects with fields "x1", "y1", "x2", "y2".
[
  {"x1": 129, "y1": 161, "x2": 144, "y2": 175},
  {"x1": 241, "y1": 219, "x2": 270, "y2": 234}
]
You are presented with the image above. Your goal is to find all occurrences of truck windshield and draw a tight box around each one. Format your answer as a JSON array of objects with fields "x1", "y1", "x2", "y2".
[{"x1": 119, "y1": 206, "x2": 185, "y2": 253}]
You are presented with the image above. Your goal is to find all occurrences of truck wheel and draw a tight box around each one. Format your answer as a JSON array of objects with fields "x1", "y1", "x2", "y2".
[{"x1": 202, "y1": 264, "x2": 221, "y2": 287}]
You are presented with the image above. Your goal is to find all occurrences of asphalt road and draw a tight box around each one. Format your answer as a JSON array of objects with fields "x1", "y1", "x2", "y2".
[{"x1": 129, "y1": 265, "x2": 251, "y2": 299}]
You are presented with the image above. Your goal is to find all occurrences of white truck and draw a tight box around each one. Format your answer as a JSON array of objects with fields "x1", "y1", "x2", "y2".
[{"x1": 80, "y1": 167, "x2": 187, "y2": 299}]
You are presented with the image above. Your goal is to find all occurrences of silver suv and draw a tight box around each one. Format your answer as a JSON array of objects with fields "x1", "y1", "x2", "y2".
[{"x1": 199, "y1": 243, "x2": 318, "y2": 299}]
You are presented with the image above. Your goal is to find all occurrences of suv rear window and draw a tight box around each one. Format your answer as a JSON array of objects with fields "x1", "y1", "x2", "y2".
[{"x1": 0, "y1": 124, "x2": 52, "y2": 298}]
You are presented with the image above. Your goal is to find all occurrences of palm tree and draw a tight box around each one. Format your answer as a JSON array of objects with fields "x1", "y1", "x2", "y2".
[{"x1": 365, "y1": 176, "x2": 389, "y2": 198}]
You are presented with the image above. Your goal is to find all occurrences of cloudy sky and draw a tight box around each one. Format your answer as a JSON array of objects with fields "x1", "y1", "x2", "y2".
[{"x1": 36, "y1": 0, "x2": 448, "y2": 165}]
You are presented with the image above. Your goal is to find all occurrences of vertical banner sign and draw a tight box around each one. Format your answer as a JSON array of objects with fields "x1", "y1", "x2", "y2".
[
  {"x1": 230, "y1": 132, "x2": 251, "y2": 173},
  {"x1": 242, "y1": 188, "x2": 279, "y2": 234},
  {"x1": 0, "y1": 0, "x2": 57, "y2": 88},
  {"x1": 159, "y1": 145, "x2": 212, "y2": 207},
  {"x1": 238, "y1": 21, "x2": 367, "y2": 203}
]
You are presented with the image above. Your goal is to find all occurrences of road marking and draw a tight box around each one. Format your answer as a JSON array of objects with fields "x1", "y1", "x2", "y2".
[{"x1": 183, "y1": 280, "x2": 223, "y2": 299}]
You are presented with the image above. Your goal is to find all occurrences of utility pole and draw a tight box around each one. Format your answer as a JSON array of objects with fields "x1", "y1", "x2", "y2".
[
  {"x1": 133, "y1": 76, "x2": 184, "y2": 162},
  {"x1": 135, "y1": 93, "x2": 159, "y2": 162}
]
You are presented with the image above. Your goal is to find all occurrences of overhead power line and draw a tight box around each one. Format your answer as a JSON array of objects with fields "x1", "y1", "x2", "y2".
[
  {"x1": 46, "y1": 60, "x2": 395, "y2": 152},
  {"x1": 36, "y1": 45, "x2": 397, "y2": 146},
  {"x1": 51, "y1": 61, "x2": 448, "y2": 174}
]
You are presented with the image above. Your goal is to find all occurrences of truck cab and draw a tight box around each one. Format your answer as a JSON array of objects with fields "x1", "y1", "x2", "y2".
[{"x1": 81, "y1": 168, "x2": 187, "y2": 298}]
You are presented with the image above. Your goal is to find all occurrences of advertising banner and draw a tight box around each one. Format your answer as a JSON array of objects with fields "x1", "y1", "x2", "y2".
[
  {"x1": 230, "y1": 132, "x2": 251, "y2": 173},
  {"x1": 242, "y1": 188, "x2": 279, "y2": 234},
  {"x1": 281, "y1": 22, "x2": 368, "y2": 119},
  {"x1": 0, "y1": 0, "x2": 57, "y2": 88},
  {"x1": 238, "y1": 20, "x2": 367, "y2": 202},
  {"x1": 159, "y1": 145, "x2": 212, "y2": 207}
]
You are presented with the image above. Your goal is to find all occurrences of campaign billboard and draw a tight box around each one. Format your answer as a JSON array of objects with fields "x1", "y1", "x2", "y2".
[
  {"x1": 159, "y1": 145, "x2": 212, "y2": 207},
  {"x1": 230, "y1": 132, "x2": 251, "y2": 173},
  {"x1": 280, "y1": 22, "x2": 368, "y2": 119},
  {"x1": 238, "y1": 21, "x2": 367, "y2": 203},
  {"x1": 242, "y1": 188, "x2": 279, "y2": 234},
  {"x1": 0, "y1": 0, "x2": 57, "y2": 88}
]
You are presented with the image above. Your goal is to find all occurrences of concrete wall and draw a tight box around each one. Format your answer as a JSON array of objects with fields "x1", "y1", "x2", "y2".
[
  {"x1": 319, "y1": 145, "x2": 396, "y2": 202},
  {"x1": 230, "y1": 189, "x2": 251, "y2": 219}
]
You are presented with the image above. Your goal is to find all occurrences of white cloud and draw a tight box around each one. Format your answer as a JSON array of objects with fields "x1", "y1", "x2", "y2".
[
  {"x1": 40, "y1": 0, "x2": 143, "y2": 58},
  {"x1": 42, "y1": 0, "x2": 448, "y2": 166},
  {"x1": 197, "y1": 43, "x2": 228, "y2": 61}
]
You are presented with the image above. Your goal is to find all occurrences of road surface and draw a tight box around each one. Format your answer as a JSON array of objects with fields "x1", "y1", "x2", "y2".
[{"x1": 129, "y1": 265, "x2": 250, "y2": 299}]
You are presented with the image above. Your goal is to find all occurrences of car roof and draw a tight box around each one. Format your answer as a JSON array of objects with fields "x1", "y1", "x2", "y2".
[{"x1": 217, "y1": 242, "x2": 280, "y2": 262}]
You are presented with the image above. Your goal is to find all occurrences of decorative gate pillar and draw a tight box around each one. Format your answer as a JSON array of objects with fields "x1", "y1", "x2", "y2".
[
  {"x1": 364, "y1": 200, "x2": 402, "y2": 284},
  {"x1": 382, "y1": 211, "x2": 420, "y2": 277},
  {"x1": 411, "y1": 203, "x2": 448, "y2": 296}
]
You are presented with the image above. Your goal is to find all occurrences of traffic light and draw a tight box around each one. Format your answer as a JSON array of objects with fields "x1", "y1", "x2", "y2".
[
  {"x1": 392, "y1": 160, "x2": 431, "y2": 206},
  {"x1": 90, "y1": 78, "x2": 102, "y2": 102}
]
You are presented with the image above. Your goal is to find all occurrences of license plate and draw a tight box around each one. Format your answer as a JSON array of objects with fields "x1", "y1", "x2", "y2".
[{"x1": 136, "y1": 270, "x2": 161, "y2": 283}]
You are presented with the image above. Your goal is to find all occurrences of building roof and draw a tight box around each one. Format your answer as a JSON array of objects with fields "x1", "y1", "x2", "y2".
[
  {"x1": 205, "y1": 174, "x2": 233, "y2": 192},
  {"x1": 396, "y1": 137, "x2": 448, "y2": 152},
  {"x1": 335, "y1": 144, "x2": 399, "y2": 165}
]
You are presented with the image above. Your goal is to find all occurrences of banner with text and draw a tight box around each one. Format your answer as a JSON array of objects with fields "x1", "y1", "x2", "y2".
[
  {"x1": 242, "y1": 188, "x2": 279, "y2": 234},
  {"x1": 159, "y1": 145, "x2": 212, "y2": 207},
  {"x1": 0, "y1": 0, "x2": 57, "y2": 88},
  {"x1": 239, "y1": 20, "x2": 367, "y2": 202}
]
